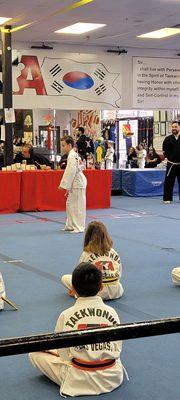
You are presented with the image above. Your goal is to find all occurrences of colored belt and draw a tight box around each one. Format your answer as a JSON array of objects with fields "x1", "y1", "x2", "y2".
[
  {"x1": 102, "y1": 277, "x2": 119, "y2": 285},
  {"x1": 167, "y1": 159, "x2": 180, "y2": 165},
  {"x1": 72, "y1": 358, "x2": 116, "y2": 371}
]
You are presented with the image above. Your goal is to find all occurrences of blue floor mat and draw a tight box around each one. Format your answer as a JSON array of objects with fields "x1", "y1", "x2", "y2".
[{"x1": 0, "y1": 195, "x2": 180, "y2": 400}]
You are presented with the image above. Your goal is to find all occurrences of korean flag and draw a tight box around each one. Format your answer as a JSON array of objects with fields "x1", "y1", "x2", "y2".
[{"x1": 41, "y1": 57, "x2": 121, "y2": 107}]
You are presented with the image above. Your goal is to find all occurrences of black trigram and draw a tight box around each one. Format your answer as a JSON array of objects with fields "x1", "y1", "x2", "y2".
[
  {"x1": 95, "y1": 83, "x2": 106, "y2": 96},
  {"x1": 51, "y1": 80, "x2": 64, "y2": 93},
  {"x1": 49, "y1": 64, "x2": 62, "y2": 76},
  {"x1": 94, "y1": 68, "x2": 106, "y2": 80}
]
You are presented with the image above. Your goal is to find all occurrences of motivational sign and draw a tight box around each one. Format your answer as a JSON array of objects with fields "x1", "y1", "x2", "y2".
[{"x1": 133, "y1": 57, "x2": 180, "y2": 109}]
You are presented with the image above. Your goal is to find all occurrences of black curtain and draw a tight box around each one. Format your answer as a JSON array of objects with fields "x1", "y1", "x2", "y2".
[{"x1": 138, "y1": 117, "x2": 154, "y2": 148}]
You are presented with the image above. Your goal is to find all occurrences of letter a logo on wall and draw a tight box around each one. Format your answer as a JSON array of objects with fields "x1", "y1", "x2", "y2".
[
  {"x1": 13, "y1": 55, "x2": 47, "y2": 95},
  {"x1": 41, "y1": 57, "x2": 121, "y2": 107}
]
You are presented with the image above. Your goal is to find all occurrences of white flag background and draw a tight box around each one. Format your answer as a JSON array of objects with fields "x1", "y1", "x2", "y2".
[{"x1": 41, "y1": 57, "x2": 121, "y2": 108}]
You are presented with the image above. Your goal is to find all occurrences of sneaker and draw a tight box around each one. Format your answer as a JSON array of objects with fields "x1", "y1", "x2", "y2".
[{"x1": 163, "y1": 201, "x2": 171, "y2": 204}]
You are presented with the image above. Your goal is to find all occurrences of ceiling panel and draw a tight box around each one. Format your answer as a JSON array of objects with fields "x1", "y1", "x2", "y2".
[{"x1": 0, "y1": 0, "x2": 179, "y2": 51}]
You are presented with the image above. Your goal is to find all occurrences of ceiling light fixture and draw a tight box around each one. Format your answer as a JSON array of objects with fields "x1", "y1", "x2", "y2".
[
  {"x1": 31, "y1": 43, "x2": 53, "y2": 50},
  {"x1": 55, "y1": 22, "x2": 106, "y2": 34},
  {"x1": 0, "y1": 17, "x2": 11, "y2": 25},
  {"x1": 137, "y1": 27, "x2": 180, "y2": 39}
]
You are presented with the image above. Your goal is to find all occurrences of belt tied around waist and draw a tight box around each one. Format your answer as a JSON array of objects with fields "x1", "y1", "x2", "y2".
[
  {"x1": 102, "y1": 277, "x2": 119, "y2": 285},
  {"x1": 72, "y1": 357, "x2": 116, "y2": 370},
  {"x1": 167, "y1": 159, "x2": 180, "y2": 165}
]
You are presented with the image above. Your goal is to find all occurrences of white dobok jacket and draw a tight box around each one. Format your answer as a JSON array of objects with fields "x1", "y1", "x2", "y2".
[
  {"x1": 55, "y1": 296, "x2": 123, "y2": 397},
  {"x1": 59, "y1": 149, "x2": 87, "y2": 190}
]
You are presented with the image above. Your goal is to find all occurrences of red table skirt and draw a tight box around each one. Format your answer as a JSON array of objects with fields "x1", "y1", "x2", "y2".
[
  {"x1": 0, "y1": 172, "x2": 21, "y2": 214},
  {"x1": 19, "y1": 170, "x2": 112, "y2": 212}
]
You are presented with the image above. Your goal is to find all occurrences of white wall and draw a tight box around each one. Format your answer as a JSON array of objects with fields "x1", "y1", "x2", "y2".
[
  {"x1": 1, "y1": 42, "x2": 178, "y2": 110},
  {"x1": 13, "y1": 43, "x2": 178, "y2": 109},
  {"x1": 1, "y1": 42, "x2": 179, "y2": 147}
]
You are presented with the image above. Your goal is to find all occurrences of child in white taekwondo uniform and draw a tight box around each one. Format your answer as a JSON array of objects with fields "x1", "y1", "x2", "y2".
[
  {"x1": 105, "y1": 141, "x2": 114, "y2": 170},
  {"x1": 58, "y1": 136, "x2": 87, "y2": 233},
  {"x1": 61, "y1": 221, "x2": 124, "y2": 300},
  {"x1": 29, "y1": 263, "x2": 124, "y2": 397},
  {"x1": 0, "y1": 272, "x2": 6, "y2": 310},
  {"x1": 137, "y1": 144, "x2": 147, "y2": 169}
]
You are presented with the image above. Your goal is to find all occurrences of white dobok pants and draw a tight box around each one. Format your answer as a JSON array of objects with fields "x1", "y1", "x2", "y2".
[
  {"x1": 106, "y1": 160, "x2": 113, "y2": 170},
  {"x1": 65, "y1": 188, "x2": 86, "y2": 232},
  {"x1": 29, "y1": 352, "x2": 66, "y2": 387},
  {"x1": 29, "y1": 351, "x2": 124, "y2": 397}
]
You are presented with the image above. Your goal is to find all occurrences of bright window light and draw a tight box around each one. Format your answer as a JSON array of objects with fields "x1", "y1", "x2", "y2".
[
  {"x1": 137, "y1": 27, "x2": 180, "y2": 39},
  {"x1": 55, "y1": 22, "x2": 106, "y2": 34},
  {"x1": 0, "y1": 17, "x2": 11, "y2": 26}
]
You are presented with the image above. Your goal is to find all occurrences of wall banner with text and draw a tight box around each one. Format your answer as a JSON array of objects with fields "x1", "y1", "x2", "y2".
[
  {"x1": 133, "y1": 57, "x2": 180, "y2": 109},
  {"x1": 0, "y1": 52, "x2": 122, "y2": 110}
]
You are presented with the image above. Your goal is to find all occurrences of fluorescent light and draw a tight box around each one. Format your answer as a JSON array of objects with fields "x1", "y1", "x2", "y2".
[
  {"x1": 55, "y1": 22, "x2": 106, "y2": 34},
  {"x1": 137, "y1": 27, "x2": 180, "y2": 39},
  {"x1": 0, "y1": 17, "x2": 11, "y2": 26}
]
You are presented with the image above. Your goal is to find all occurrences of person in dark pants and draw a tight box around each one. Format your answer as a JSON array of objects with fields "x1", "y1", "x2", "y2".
[{"x1": 162, "y1": 121, "x2": 180, "y2": 203}]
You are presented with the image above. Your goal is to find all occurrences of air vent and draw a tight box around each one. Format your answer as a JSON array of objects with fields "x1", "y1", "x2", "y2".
[{"x1": 31, "y1": 44, "x2": 53, "y2": 50}]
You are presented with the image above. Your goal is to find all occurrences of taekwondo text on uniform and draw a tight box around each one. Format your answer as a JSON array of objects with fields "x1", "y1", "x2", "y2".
[{"x1": 65, "y1": 308, "x2": 119, "y2": 328}]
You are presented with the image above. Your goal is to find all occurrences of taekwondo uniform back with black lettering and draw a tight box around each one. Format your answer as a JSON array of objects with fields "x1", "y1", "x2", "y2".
[
  {"x1": 55, "y1": 296, "x2": 123, "y2": 396},
  {"x1": 79, "y1": 248, "x2": 124, "y2": 299}
]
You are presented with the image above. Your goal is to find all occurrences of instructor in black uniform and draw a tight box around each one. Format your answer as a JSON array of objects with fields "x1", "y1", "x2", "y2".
[
  {"x1": 162, "y1": 120, "x2": 180, "y2": 203},
  {"x1": 76, "y1": 127, "x2": 94, "y2": 162}
]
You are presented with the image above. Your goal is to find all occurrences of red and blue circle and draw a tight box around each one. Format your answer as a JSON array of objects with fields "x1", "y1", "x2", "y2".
[{"x1": 63, "y1": 71, "x2": 94, "y2": 90}]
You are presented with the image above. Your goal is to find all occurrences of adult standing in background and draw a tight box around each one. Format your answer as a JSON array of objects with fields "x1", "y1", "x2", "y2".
[
  {"x1": 58, "y1": 136, "x2": 87, "y2": 233},
  {"x1": 76, "y1": 126, "x2": 94, "y2": 162},
  {"x1": 162, "y1": 121, "x2": 180, "y2": 203}
]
